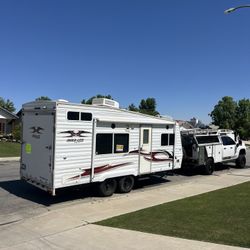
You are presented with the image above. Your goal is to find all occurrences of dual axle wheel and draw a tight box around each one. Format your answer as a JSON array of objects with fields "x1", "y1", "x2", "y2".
[{"x1": 98, "y1": 175, "x2": 135, "y2": 197}]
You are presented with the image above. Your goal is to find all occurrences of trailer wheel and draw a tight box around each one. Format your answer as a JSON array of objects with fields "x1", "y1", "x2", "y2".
[
  {"x1": 204, "y1": 158, "x2": 214, "y2": 175},
  {"x1": 236, "y1": 154, "x2": 246, "y2": 168},
  {"x1": 118, "y1": 176, "x2": 135, "y2": 193},
  {"x1": 98, "y1": 178, "x2": 117, "y2": 197}
]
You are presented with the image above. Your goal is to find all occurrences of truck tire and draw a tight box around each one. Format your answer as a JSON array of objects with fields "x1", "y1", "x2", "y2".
[
  {"x1": 118, "y1": 176, "x2": 135, "y2": 193},
  {"x1": 236, "y1": 154, "x2": 246, "y2": 168},
  {"x1": 204, "y1": 158, "x2": 214, "y2": 175},
  {"x1": 98, "y1": 178, "x2": 117, "y2": 197}
]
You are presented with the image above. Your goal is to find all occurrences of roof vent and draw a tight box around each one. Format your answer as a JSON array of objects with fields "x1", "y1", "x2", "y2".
[
  {"x1": 57, "y1": 99, "x2": 69, "y2": 102},
  {"x1": 92, "y1": 98, "x2": 119, "y2": 108}
]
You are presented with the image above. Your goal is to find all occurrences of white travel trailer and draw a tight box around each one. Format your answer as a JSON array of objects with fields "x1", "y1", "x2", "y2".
[{"x1": 20, "y1": 99, "x2": 183, "y2": 196}]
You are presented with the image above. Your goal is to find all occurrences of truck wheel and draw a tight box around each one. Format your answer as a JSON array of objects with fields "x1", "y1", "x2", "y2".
[
  {"x1": 204, "y1": 158, "x2": 214, "y2": 175},
  {"x1": 98, "y1": 178, "x2": 117, "y2": 197},
  {"x1": 118, "y1": 176, "x2": 135, "y2": 193},
  {"x1": 236, "y1": 154, "x2": 246, "y2": 168}
]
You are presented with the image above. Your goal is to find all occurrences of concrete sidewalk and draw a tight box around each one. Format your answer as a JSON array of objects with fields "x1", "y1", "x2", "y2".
[
  {"x1": 0, "y1": 157, "x2": 20, "y2": 162},
  {"x1": 1, "y1": 168, "x2": 250, "y2": 250},
  {"x1": 2, "y1": 225, "x2": 245, "y2": 250}
]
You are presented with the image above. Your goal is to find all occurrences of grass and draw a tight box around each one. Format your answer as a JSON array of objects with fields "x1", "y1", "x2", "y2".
[
  {"x1": 0, "y1": 141, "x2": 21, "y2": 157},
  {"x1": 97, "y1": 181, "x2": 250, "y2": 248}
]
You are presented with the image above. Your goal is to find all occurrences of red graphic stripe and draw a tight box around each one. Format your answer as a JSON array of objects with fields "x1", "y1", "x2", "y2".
[
  {"x1": 129, "y1": 150, "x2": 173, "y2": 162},
  {"x1": 68, "y1": 162, "x2": 132, "y2": 180}
]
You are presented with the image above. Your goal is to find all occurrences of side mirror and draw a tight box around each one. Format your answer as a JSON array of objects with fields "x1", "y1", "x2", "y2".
[{"x1": 237, "y1": 140, "x2": 242, "y2": 147}]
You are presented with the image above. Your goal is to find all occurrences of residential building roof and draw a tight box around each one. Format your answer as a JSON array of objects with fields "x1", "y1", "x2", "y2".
[{"x1": 0, "y1": 107, "x2": 18, "y2": 119}]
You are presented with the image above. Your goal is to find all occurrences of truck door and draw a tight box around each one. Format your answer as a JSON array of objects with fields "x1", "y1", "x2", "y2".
[
  {"x1": 139, "y1": 126, "x2": 152, "y2": 174},
  {"x1": 221, "y1": 136, "x2": 236, "y2": 159},
  {"x1": 21, "y1": 112, "x2": 54, "y2": 187}
]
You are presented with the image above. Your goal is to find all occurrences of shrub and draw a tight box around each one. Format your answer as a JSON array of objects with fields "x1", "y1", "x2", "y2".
[{"x1": 12, "y1": 124, "x2": 21, "y2": 141}]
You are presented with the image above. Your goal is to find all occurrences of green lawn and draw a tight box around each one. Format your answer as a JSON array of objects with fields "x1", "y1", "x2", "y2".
[
  {"x1": 0, "y1": 141, "x2": 21, "y2": 157},
  {"x1": 97, "y1": 181, "x2": 250, "y2": 248}
]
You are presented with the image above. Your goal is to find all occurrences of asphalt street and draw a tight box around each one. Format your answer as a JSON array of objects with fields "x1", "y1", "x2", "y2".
[{"x1": 0, "y1": 149, "x2": 249, "y2": 227}]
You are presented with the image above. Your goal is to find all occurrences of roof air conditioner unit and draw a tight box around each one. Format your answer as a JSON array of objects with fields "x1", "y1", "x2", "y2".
[{"x1": 92, "y1": 98, "x2": 119, "y2": 108}]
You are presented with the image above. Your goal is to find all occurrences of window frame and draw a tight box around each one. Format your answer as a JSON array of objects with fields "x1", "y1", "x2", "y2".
[
  {"x1": 95, "y1": 133, "x2": 129, "y2": 155},
  {"x1": 161, "y1": 133, "x2": 175, "y2": 146},
  {"x1": 67, "y1": 111, "x2": 93, "y2": 122},
  {"x1": 143, "y1": 129, "x2": 149, "y2": 144},
  {"x1": 67, "y1": 111, "x2": 80, "y2": 121},
  {"x1": 81, "y1": 112, "x2": 92, "y2": 121},
  {"x1": 221, "y1": 136, "x2": 236, "y2": 146},
  {"x1": 114, "y1": 133, "x2": 129, "y2": 154},
  {"x1": 169, "y1": 134, "x2": 175, "y2": 145},
  {"x1": 95, "y1": 133, "x2": 113, "y2": 155}
]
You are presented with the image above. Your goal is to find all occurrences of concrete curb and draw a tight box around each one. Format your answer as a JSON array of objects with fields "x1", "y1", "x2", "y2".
[{"x1": 0, "y1": 157, "x2": 20, "y2": 162}]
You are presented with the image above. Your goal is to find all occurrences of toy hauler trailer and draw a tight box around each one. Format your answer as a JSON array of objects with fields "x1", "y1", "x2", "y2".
[{"x1": 20, "y1": 99, "x2": 183, "y2": 196}]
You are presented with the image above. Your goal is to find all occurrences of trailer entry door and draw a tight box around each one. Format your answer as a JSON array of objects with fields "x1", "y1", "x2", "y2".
[
  {"x1": 139, "y1": 126, "x2": 152, "y2": 174},
  {"x1": 21, "y1": 112, "x2": 54, "y2": 187}
]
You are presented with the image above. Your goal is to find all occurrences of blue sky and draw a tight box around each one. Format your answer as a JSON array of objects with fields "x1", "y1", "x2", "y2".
[{"x1": 0, "y1": 0, "x2": 250, "y2": 123}]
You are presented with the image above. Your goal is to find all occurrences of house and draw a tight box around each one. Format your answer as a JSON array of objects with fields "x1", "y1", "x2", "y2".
[
  {"x1": 176, "y1": 120, "x2": 194, "y2": 131},
  {"x1": 0, "y1": 107, "x2": 18, "y2": 136},
  {"x1": 190, "y1": 117, "x2": 199, "y2": 127}
]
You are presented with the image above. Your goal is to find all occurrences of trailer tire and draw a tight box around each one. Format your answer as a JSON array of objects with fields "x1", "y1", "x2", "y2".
[
  {"x1": 98, "y1": 178, "x2": 117, "y2": 197},
  {"x1": 204, "y1": 158, "x2": 214, "y2": 175},
  {"x1": 118, "y1": 176, "x2": 135, "y2": 193},
  {"x1": 236, "y1": 154, "x2": 246, "y2": 169}
]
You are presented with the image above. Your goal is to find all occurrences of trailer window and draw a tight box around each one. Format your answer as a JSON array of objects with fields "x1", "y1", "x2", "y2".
[
  {"x1": 161, "y1": 134, "x2": 168, "y2": 146},
  {"x1": 96, "y1": 134, "x2": 112, "y2": 154},
  {"x1": 169, "y1": 134, "x2": 175, "y2": 145},
  {"x1": 143, "y1": 129, "x2": 149, "y2": 144},
  {"x1": 161, "y1": 134, "x2": 175, "y2": 146},
  {"x1": 114, "y1": 134, "x2": 129, "y2": 153},
  {"x1": 67, "y1": 112, "x2": 79, "y2": 120},
  {"x1": 81, "y1": 112, "x2": 92, "y2": 121}
]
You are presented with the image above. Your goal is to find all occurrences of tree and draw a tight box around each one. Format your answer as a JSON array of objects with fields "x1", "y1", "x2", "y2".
[
  {"x1": 210, "y1": 96, "x2": 237, "y2": 129},
  {"x1": 235, "y1": 98, "x2": 250, "y2": 139},
  {"x1": 35, "y1": 96, "x2": 51, "y2": 101},
  {"x1": 210, "y1": 96, "x2": 250, "y2": 139},
  {"x1": 128, "y1": 98, "x2": 159, "y2": 116},
  {"x1": 138, "y1": 98, "x2": 159, "y2": 116},
  {"x1": 81, "y1": 94, "x2": 113, "y2": 105},
  {"x1": 128, "y1": 103, "x2": 139, "y2": 112},
  {"x1": 0, "y1": 97, "x2": 16, "y2": 113}
]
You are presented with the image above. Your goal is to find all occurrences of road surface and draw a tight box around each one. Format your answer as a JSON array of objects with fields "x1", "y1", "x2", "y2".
[{"x1": 0, "y1": 149, "x2": 249, "y2": 226}]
